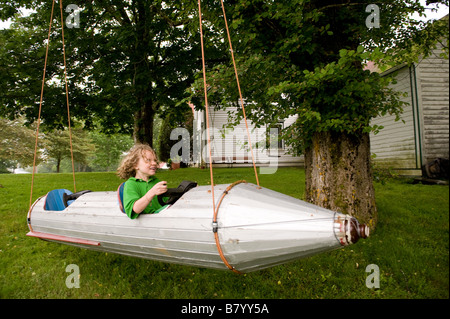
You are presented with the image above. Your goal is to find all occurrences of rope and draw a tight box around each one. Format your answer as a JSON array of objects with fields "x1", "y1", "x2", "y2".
[
  {"x1": 29, "y1": 0, "x2": 76, "y2": 213},
  {"x1": 59, "y1": 0, "x2": 77, "y2": 192},
  {"x1": 29, "y1": 0, "x2": 56, "y2": 212},
  {"x1": 219, "y1": 0, "x2": 260, "y2": 188},
  {"x1": 197, "y1": 0, "x2": 263, "y2": 273},
  {"x1": 197, "y1": 0, "x2": 216, "y2": 214},
  {"x1": 213, "y1": 180, "x2": 247, "y2": 274}
]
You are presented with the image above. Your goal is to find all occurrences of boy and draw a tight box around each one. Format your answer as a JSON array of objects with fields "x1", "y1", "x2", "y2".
[{"x1": 117, "y1": 144, "x2": 167, "y2": 219}]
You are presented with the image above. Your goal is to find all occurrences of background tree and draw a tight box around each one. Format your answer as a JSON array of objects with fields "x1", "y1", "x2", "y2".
[
  {"x1": 0, "y1": 117, "x2": 41, "y2": 172},
  {"x1": 190, "y1": 0, "x2": 449, "y2": 229},
  {"x1": 88, "y1": 131, "x2": 133, "y2": 172},
  {"x1": 42, "y1": 126, "x2": 95, "y2": 173}
]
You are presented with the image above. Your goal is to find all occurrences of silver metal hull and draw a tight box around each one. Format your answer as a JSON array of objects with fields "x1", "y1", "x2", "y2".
[{"x1": 27, "y1": 182, "x2": 368, "y2": 273}]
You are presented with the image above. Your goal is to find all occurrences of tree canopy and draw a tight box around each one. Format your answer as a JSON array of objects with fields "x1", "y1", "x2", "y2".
[{"x1": 0, "y1": 0, "x2": 219, "y2": 146}]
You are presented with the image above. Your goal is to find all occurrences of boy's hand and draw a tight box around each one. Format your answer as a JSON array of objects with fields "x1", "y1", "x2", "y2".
[{"x1": 151, "y1": 181, "x2": 168, "y2": 196}]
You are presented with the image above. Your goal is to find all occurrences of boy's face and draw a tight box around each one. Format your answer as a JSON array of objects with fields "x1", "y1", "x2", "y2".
[{"x1": 134, "y1": 150, "x2": 157, "y2": 180}]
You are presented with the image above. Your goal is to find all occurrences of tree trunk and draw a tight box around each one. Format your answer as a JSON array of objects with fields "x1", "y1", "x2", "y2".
[
  {"x1": 304, "y1": 131, "x2": 377, "y2": 230},
  {"x1": 56, "y1": 157, "x2": 61, "y2": 173},
  {"x1": 133, "y1": 102, "x2": 155, "y2": 147},
  {"x1": 132, "y1": 17, "x2": 154, "y2": 147}
]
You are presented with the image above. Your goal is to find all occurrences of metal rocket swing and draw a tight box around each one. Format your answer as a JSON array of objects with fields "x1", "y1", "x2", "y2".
[{"x1": 27, "y1": 0, "x2": 369, "y2": 273}]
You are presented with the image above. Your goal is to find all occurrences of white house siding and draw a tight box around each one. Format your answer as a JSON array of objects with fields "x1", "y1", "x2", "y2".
[
  {"x1": 370, "y1": 42, "x2": 449, "y2": 171},
  {"x1": 193, "y1": 107, "x2": 303, "y2": 168},
  {"x1": 415, "y1": 44, "x2": 449, "y2": 163},
  {"x1": 370, "y1": 65, "x2": 419, "y2": 169}
]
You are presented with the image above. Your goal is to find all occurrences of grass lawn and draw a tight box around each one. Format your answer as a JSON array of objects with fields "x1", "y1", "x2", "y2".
[{"x1": 0, "y1": 167, "x2": 448, "y2": 299}]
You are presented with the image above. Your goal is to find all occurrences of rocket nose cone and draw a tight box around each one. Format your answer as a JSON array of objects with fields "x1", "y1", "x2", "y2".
[
  {"x1": 348, "y1": 217, "x2": 369, "y2": 244},
  {"x1": 337, "y1": 216, "x2": 370, "y2": 246}
]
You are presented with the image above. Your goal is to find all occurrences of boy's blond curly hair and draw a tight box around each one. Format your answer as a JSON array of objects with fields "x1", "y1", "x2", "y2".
[{"x1": 117, "y1": 144, "x2": 158, "y2": 180}]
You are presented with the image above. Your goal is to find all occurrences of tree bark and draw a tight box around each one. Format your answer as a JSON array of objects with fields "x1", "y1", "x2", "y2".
[
  {"x1": 304, "y1": 131, "x2": 377, "y2": 230},
  {"x1": 56, "y1": 157, "x2": 61, "y2": 173},
  {"x1": 133, "y1": 102, "x2": 155, "y2": 147}
]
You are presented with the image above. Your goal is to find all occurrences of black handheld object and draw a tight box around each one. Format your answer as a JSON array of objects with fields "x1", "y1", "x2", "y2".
[{"x1": 157, "y1": 181, "x2": 198, "y2": 206}]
